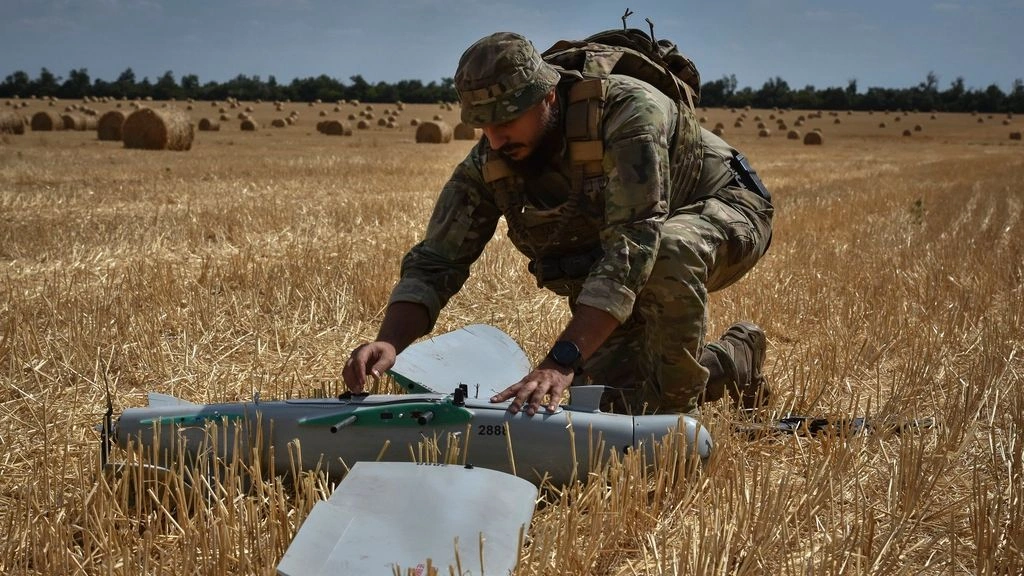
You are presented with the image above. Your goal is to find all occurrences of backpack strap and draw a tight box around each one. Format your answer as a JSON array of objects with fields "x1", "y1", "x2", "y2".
[{"x1": 565, "y1": 77, "x2": 606, "y2": 180}]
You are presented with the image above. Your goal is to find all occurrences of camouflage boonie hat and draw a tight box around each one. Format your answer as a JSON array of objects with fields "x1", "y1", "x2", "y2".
[{"x1": 455, "y1": 32, "x2": 560, "y2": 127}]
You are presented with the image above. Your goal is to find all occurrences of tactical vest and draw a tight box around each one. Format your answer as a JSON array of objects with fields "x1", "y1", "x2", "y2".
[{"x1": 480, "y1": 68, "x2": 704, "y2": 290}]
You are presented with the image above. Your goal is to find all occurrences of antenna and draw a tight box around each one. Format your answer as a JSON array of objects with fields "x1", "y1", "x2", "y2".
[
  {"x1": 646, "y1": 17, "x2": 657, "y2": 44},
  {"x1": 621, "y1": 8, "x2": 633, "y2": 30}
]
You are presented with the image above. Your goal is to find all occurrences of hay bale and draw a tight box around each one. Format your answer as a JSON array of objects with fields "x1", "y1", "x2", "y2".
[
  {"x1": 787, "y1": 129, "x2": 800, "y2": 140},
  {"x1": 198, "y1": 118, "x2": 220, "y2": 131},
  {"x1": 415, "y1": 120, "x2": 453, "y2": 143},
  {"x1": 61, "y1": 112, "x2": 91, "y2": 131},
  {"x1": 97, "y1": 110, "x2": 128, "y2": 140},
  {"x1": 803, "y1": 131, "x2": 824, "y2": 145},
  {"x1": 240, "y1": 119, "x2": 259, "y2": 131},
  {"x1": 712, "y1": 126, "x2": 724, "y2": 137},
  {"x1": 31, "y1": 110, "x2": 64, "y2": 131},
  {"x1": 758, "y1": 128, "x2": 771, "y2": 137},
  {"x1": 410, "y1": 118, "x2": 420, "y2": 126},
  {"x1": 902, "y1": 129, "x2": 912, "y2": 137},
  {"x1": 1010, "y1": 132, "x2": 1022, "y2": 141},
  {"x1": 219, "y1": 113, "x2": 231, "y2": 121},
  {"x1": 914, "y1": 124, "x2": 923, "y2": 132},
  {"x1": 348, "y1": 113, "x2": 357, "y2": 121},
  {"x1": 357, "y1": 119, "x2": 370, "y2": 130},
  {"x1": 0, "y1": 110, "x2": 25, "y2": 134},
  {"x1": 714, "y1": 122, "x2": 726, "y2": 131},
  {"x1": 377, "y1": 117, "x2": 388, "y2": 126},
  {"x1": 122, "y1": 107, "x2": 194, "y2": 150},
  {"x1": 319, "y1": 110, "x2": 328, "y2": 117},
  {"x1": 271, "y1": 118, "x2": 287, "y2": 128},
  {"x1": 433, "y1": 114, "x2": 444, "y2": 121},
  {"x1": 733, "y1": 120, "x2": 743, "y2": 128},
  {"x1": 833, "y1": 117, "x2": 841, "y2": 124},
  {"x1": 453, "y1": 122, "x2": 482, "y2": 140},
  {"x1": 879, "y1": 122, "x2": 887, "y2": 128},
  {"x1": 318, "y1": 120, "x2": 348, "y2": 135}
]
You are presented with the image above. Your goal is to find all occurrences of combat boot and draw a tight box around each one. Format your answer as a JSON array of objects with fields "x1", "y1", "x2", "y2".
[{"x1": 701, "y1": 321, "x2": 771, "y2": 410}]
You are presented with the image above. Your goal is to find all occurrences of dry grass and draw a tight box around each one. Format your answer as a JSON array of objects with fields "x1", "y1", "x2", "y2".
[{"x1": 0, "y1": 102, "x2": 1022, "y2": 575}]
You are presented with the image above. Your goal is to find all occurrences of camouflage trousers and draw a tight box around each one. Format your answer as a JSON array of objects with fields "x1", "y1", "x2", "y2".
[{"x1": 580, "y1": 145, "x2": 774, "y2": 413}]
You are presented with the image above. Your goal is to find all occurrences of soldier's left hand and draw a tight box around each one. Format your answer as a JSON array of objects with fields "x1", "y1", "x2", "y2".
[{"x1": 490, "y1": 362, "x2": 574, "y2": 416}]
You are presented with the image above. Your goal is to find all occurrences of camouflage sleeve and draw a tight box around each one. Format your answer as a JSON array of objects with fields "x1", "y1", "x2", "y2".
[
  {"x1": 387, "y1": 147, "x2": 502, "y2": 330},
  {"x1": 575, "y1": 75, "x2": 676, "y2": 324}
]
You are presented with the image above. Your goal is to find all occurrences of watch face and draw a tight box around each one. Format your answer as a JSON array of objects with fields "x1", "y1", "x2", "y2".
[{"x1": 550, "y1": 340, "x2": 581, "y2": 367}]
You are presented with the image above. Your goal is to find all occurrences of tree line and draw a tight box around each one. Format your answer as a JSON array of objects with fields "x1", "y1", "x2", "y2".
[{"x1": 2, "y1": 67, "x2": 1023, "y2": 113}]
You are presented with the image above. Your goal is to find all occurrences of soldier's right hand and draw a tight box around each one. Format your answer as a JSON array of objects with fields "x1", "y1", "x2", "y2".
[{"x1": 342, "y1": 342, "x2": 398, "y2": 393}]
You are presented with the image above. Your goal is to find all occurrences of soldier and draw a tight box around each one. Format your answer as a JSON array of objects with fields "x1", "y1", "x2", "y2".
[{"x1": 343, "y1": 32, "x2": 774, "y2": 416}]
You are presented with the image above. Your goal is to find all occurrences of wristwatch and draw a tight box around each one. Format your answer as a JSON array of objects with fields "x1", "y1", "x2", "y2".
[{"x1": 547, "y1": 340, "x2": 583, "y2": 373}]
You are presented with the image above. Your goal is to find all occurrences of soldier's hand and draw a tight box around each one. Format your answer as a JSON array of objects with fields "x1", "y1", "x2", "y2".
[
  {"x1": 343, "y1": 342, "x2": 398, "y2": 393},
  {"x1": 490, "y1": 361, "x2": 574, "y2": 416}
]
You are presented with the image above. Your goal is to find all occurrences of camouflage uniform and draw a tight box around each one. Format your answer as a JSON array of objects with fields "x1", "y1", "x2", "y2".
[{"x1": 388, "y1": 33, "x2": 773, "y2": 413}]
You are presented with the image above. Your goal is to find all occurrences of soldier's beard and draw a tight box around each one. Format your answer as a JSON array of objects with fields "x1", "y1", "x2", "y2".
[{"x1": 498, "y1": 103, "x2": 562, "y2": 174}]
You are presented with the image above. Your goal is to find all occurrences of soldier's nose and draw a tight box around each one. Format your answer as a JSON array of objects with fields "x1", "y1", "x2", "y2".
[{"x1": 483, "y1": 127, "x2": 506, "y2": 149}]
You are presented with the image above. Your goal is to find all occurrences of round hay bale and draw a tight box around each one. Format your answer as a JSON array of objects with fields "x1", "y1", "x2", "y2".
[
  {"x1": 240, "y1": 119, "x2": 259, "y2": 131},
  {"x1": 453, "y1": 122, "x2": 482, "y2": 140},
  {"x1": 365, "y1": 104, "x2": 374, "y2": 111},
  {"x1": 758, "y1": 128, "x2": 771, "y2": 137},
  {"x1": 237, "y1": 112, "x2": 250, "y2": 120},
  {"x1": 433, "y1": 114, "x2": 444, "y2": 121},
  {"x1": 733, "y1": 121, "x2": 743, "y2": 128},
  {"x1": 0, "y1": 110, "x2": 25, "y2": 135},
  {"x1": 879, "y1": 122, "x2": 887, "y2": 128},
  {"x1": 61, "y1": 112, "x2": 91, "y2": 131},
  {"x1": 31, "y1": 110, "x2": 64, "y2": 131},
  {"x1": 285, "y1": 116, "x2": 295, "y2": 125},
  {"x1": 833, "y1": 117, "x2": 842, "y2": 124},
  {"x1": 97, "y1": 110, "x2": 128, "y2": 140},
  {"x1": 712, "y1": 126, "x2": 724, "y2": 137},
  {"x1": 219, "y1": 113, "x2": 231, "y2": 121},
  {"x1": 198, "y1": 118, "x2": 220, "y2": 131},
  {"x1": 786, "y1": 129, "x2": 800, "y2": 140},
  {"x1": 377, "y1": 117, "x2": 388, "y2": 126},
  {"x1": 410, "y1": 118, "x2": 420, "y2": 126},
  {"x1": 122, "y1": 107, "x2": 194, "y2": 150},
  {"x1": 698, "y1": 116, "x2": 708, "y2": 124},
  {"x1": 415, "y1": 120, "x2": 453, "y2": 143},
  {"x1": 914, "y1": 124, "x2": 923, "y2": 132},
  {"x1": 1002, "y1": 119, "x2": 1011, "y2": 126},
  {"x1": 365, "y1": 112, "x2": 374, "y2": 120},
  {"x1": 803, "y1": 131, "x2": 824, "y2": 145},
  {"x1": 902, "y1": 129, "x2": 912, "y2": 137},
  {"x1": 271, "y1": 118, "x2": 287, "y2": 128},
  {"x1": 318, "y1": 120, "x2": 348, "y2": 135},
  {"x1": 1009, "y1": 132, "x2": 1021, "y2": 141},
  {"x1": 348, "y1": 113, "x2": 357, "y2": 121},
  {"x1": 245, "y1": 106, "x2": 254, "y2": 113},
  {"x1": 756, "y1": 122, "x2": 767, "y2": 130},
  {"x1": 357, "y1": 119, "x2": 370, "y2": 130},
  {"x1": 319, "y1": 110, "x2": 328, "y2": 117},
  {"x1": 714, "y1": 122, "x2": 725, "y2": 131},
  {"x1": 977, "y1": 117, "x2": 984, "y2": 124}
]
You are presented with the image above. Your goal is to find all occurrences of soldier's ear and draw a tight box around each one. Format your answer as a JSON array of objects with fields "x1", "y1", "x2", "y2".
[{"x1": 543, "y1": 88, "x2": 557, "y2": 106}]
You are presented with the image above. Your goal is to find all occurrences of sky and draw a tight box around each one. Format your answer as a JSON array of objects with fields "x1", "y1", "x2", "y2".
[{"x1": 2, "y1": 0, "x2": 1022, "y2": 93}]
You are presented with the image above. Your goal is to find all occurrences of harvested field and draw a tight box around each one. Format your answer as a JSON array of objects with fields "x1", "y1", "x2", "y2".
[{"x1": 0, "y1": 101, "x2": 1022, "y2": 575}]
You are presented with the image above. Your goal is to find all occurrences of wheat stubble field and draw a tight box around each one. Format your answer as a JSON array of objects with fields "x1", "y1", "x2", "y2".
[{"x1": 1, "y1": 100, "x2": 1022, "y2": 575}]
